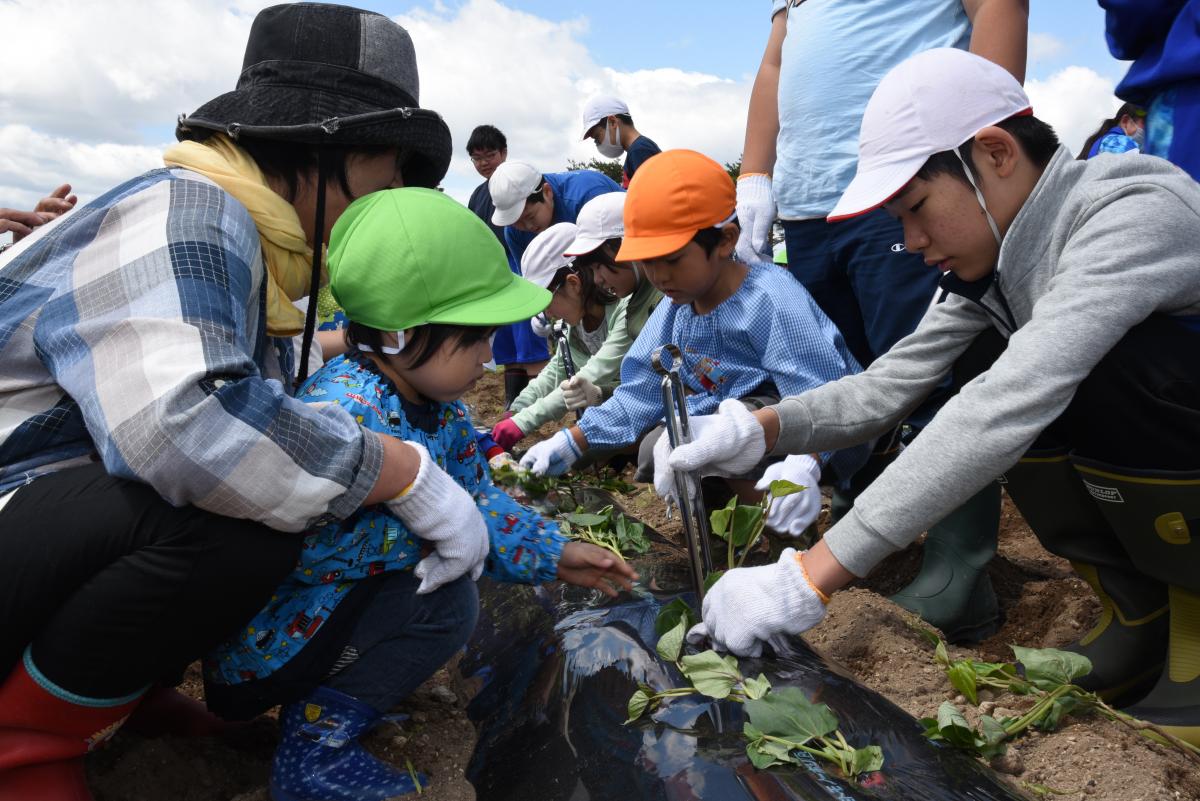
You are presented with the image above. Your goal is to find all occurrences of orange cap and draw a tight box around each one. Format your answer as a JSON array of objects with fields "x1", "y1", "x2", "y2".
[{"x1": 616, "y1": 149, "x2": 736, "y2": 262}]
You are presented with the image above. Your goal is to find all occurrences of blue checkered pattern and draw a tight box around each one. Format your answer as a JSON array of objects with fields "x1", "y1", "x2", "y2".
[
  {"x1": 0, "y1": 168, "x2": 381, "y2": 531},
  {"x1": 577, "y1": 262, "x2": 868, "y2": 477}
]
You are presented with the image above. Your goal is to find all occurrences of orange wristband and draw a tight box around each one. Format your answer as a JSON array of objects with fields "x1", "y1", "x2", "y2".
[
  {"x1": 737, "y1": 171, "x2": 770, "y2": 181},
  {"x1": 794, "y1": 551, "x2": 831, "y2": 605}
]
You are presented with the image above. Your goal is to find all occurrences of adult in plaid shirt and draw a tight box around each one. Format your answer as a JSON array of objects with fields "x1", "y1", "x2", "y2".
[{"x1": 0, "y1": 5, "x2": 481, "y2": 799}]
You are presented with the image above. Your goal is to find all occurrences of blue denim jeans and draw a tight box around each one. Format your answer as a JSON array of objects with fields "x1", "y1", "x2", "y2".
[
  {"x1": 325, "y1": 571, "x2": 479, "y2": 712},
  {"x1": 782, "y1": 209, "x2": 940, "y2": 369}
]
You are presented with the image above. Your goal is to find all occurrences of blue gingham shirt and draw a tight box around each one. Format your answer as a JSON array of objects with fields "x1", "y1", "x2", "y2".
[
  {"x1": 0, "y1": 168, "x2": 381, "y2": 531},
  {"x1": 578, "y1": 262, "x2": 868, "y2": 478}
]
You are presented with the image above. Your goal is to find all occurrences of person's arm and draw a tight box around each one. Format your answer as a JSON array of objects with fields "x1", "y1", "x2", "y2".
[
  {"x1": 769, "y1": 294, "x2": 991, "y2": 456},
  {"x1": 741, "y1": 8, "x2": 788, "y2": 176},
  {"x1": 823, "y1": 181, "x2": 1200, "y2": 577},
  {"x1": 476, "y1": 481, "x2": 568, "y2": 584},
  {"x1": 1, "y1": 185, "x2": 78, "y2": 245},
  {"x1": 510, "y1": 341, "x2": 567, "y2": 418},
  {"x1": 40, "y1": 176, "x2": 390, "y2": 532},
  {"x1": 962, "y1": 0, "x2": 1029, "y2": 83}
]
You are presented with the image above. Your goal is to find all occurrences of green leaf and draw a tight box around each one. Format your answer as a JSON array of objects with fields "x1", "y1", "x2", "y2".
[
  {"x1": 565, "y1": 512, "x2": 607, "y2": 527},
  {"x1": 744, "y1": 686, "x2": 838, "y2": 744},
  {"x1": 1012, "y1": 645, "x2": 1093, "y2": 691},
  {"x1": 727, "y1": 504, "x2": 765, "y2": 547},
  {"x1": 1036, "y1": 695, "x2": 1083, "y2": 731},
  {"x1": 948, "y1": 661, "x2": 979, "y2": 705},
  {"x1": 656, "y1": 618, "x2": 687, "y2": 663},
  {"x1": 680, "y1": 651, "x2": 743, "y2": 699},
  {"x1": 703, "y1": 571, "x2": 723, "y2": 592},
  {"x1": 746, "y1": 742, "x2": 783, "y2": 770},
  {"x1": 655, "y1": 598, "x2": 698, "y2": 636},
  {"x1": 932, "y1": 701, "x2": 983, "y2": 750},
  {"x1": 709, "y1": 496, "x2": 739, "y2": 540},
  {"x1": 972, "y1": 660, "x2": 1019, "y2": 681},
  {"x1": 935, "y1": 640, "x2": 950, "y2": 668},
  {"x1": 625, "y1": 689, "x2": 651, "y2": 724},
  {"x1": 768, "y1": 479, "x2": 806, "y2": 498},
  {"x1": 743, "y1": 673, "x2": 772, "y2": 700},
  {"x1": 978, "y1": 714, "x2": 1009, "y2": 759},
  {"x1": 849, "y1": 745, "x2": 885, "y2": 776}
]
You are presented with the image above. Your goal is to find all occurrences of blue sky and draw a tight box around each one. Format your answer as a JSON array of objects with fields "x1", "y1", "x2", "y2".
[
  {"x1": 372, "y1": 1, "x2": 1127, "y2": 87},
  {"x1": 0, "y1": 0, "x2": 1130, "y2": 211}
]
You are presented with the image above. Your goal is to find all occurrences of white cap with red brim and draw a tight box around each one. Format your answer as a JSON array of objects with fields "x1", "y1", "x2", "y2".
[{"x1": 827, "y1": 48, "x2": 1032, "y2": 222}]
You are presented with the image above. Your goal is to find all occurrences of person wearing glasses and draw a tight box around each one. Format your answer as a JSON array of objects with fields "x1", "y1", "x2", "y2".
[{"x1": 466, "y1": 124, "x2": 512, "y2": 250}]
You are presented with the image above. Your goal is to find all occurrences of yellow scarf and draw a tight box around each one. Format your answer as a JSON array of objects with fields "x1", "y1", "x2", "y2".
[{"x1": 163, "y1": 135, "x2": 314, "y2": 337}]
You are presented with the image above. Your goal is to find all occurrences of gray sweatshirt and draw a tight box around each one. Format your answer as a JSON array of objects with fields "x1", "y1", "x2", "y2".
[{"x1": 772, "y1": 147, "x2": 1200, "y2": 576}]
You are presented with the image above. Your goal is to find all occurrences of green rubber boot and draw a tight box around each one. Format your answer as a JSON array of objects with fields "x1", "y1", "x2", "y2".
[
  {"x1": 1004, "y1": 450, "x2": 1168, "y2": 702},
  {"x1": 889, "y1": 482, "x2": 1002, "y2": 644},
  {"x1": 1072, "y1": 458, "x2": 1200, "y2": 745}
]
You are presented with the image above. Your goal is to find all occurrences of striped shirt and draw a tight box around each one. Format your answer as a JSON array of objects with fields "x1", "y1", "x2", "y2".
[{"x1": 0, "y1": 168, "x2": 381, "y2": 532}]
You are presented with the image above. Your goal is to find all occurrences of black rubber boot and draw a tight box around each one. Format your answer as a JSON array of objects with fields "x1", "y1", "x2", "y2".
[
  {"x1": 1072, "y1": 457, "x2": 1200, "y2": 745},
  {"x1": 1004, "y1": 450, "x2": 1168, "y2": 702},
  {"x1": 889, "y1": 482, "x2": 1002, "y2": 644},
  {"x1": 503, "y1": 368, "x2": 529, "y2": 409}
]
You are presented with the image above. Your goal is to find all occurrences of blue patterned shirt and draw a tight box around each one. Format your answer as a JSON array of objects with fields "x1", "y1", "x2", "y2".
[
  {"x1": 0, "y1": 168, "x2": 381, "y2": 529},
  {"x1": 577, "y1": 262, "x2": 869, "y2": 478},
  {"x1": 205, "y1": 352, "x2": 566, "y2": 684}
]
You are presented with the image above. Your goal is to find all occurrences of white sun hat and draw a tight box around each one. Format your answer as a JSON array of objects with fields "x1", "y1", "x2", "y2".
[
  {"x1": 489, "y1": 161, "x2": 543, "y2": 227},
  {"x1": 520, "y1": 222, "x2": 579, "y2": 290},
  {"x1": 827, "y1": 48, "x2": 1031, "y2": 222},
  {"x1": 580, "y1": 94, "x2": 630, "y2": 140},
  {"x1": 564, "y1": 191, "x2": 626, "y2": 256}
]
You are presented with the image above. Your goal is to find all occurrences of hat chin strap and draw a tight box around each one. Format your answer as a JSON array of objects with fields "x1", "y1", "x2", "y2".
[
  {"x1": 953, "y1": 149, "x2": 1003, "y2": 247},
  {"x1": 295, "y1": 150, "x2": 331, "y2": 388},
  {"x1": 357, "y1": 334, "x2": 407, "y2": 356}
]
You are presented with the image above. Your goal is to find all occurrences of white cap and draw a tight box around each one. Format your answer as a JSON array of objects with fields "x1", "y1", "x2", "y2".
[
  {"x1": 580, "y1": 94, "x2": 630, "y2": 140},
  {"x1": 521, "y1": 222, "x2": 579, "y2": 290},
  {"x1": 489, "y1": 161, "x2": 543, "y2": 227},
  {"x1": 564, "y1": 191, "x2": 626, "y2": 256},
  {"x1": 828, "y1": 48, "x2": 1031, "y2": 222}
]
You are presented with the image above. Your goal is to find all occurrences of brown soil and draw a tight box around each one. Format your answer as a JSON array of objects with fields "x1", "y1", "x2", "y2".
[{"x1": 82, "y1": 371, "x2": 1200, "y2": 800}]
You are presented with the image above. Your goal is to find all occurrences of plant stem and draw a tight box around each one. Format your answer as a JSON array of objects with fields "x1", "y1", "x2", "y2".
[{"x1": 1096, "y1": 697, "x2": 1200, "y2": 765}]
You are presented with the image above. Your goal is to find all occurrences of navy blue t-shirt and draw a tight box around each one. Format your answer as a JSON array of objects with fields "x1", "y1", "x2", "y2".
[{"x1": 623, "y1": 135, "x2": 662, "y2": 185}]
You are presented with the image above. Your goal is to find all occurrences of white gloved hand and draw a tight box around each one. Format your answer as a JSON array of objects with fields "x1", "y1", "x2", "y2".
[
  {"x1": 686, "y1": 548, "x2": 828, "y2": 656},
  {"x1": 734, "y1": 173, "x2": 776, "y2": 264},
  {"x1": 530, "y1": 313, "x2": 552, "y2": 339},
  {"x1": 651, "y1": 422, "x2": 714, "y2": 507},
  {"x1": 519, "y1": 429, "x2": 582, "y2": 476},
  {"x1": 664, "y1": 399, "x2": 767, "y2": 481},
  {"x1": 386, "y1": 443, "x2": 490, "y2": 594},
  {"x1": 560, "y1": 376, "x2": 603, "y2": 411},
  {"x1": 756, "y1": 454, "x2": 823, "y2": 536}
]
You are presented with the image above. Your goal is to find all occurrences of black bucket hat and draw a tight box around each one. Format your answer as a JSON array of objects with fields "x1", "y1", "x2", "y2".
[{"x1": 176, "y1": 2, "x2": 452, "y2": 189}]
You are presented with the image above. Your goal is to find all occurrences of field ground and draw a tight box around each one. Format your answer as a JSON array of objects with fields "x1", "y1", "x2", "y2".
[{"x1": 86, "y1": 371, "x2": 1199, "y2": 801}]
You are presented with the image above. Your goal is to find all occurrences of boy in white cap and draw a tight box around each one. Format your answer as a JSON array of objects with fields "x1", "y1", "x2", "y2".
[
  {"x1": 487, "y1": 161, "x2": 622, "y2": 407},
  {"x1": 491, "y1": 194, "x2": 663, "y2": 450},
  {"x1": 581, "y1": 94, "x2": 662, "y2": 187},
  {"x1": 664, "y1": 48, "x2": 1200, "y2": 743}
]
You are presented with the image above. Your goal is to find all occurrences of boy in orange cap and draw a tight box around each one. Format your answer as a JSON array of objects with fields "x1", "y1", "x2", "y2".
[{"x1": 521, "y1": 149, "x2": 867, "y2": 535}]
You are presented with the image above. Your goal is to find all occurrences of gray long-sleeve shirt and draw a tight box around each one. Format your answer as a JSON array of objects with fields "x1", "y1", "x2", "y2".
[{"x1": 772, "y1": 147, "x2": 1200, "y2": 575}]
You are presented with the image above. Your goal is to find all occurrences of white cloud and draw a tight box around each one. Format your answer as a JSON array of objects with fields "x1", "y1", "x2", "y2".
[
  {"x1": 1028, "y1": 32, "x2": 1066, "y2": 64},
  {"x1": 1026, "y1": 66, "x2": 1121, "y2": 156},
  {"x1": 395, "y1": 0, "x2": 751, "y2": 203}
]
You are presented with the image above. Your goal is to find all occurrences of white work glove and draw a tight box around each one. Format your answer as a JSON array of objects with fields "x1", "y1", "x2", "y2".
[
  {"x1": 530, "y1": 313, "x2": 552, "y2": 339},
  {"x1": 560, "y1": 376, "x2": 602, "y2": 411},
  {"x1": 651, "y1": 419, "x2": 722, "y2": 507},
  {"x1": 519, "y1": 429, "x2": 582, "y2": 476},
  {"x1": 658, "y1": 400, "x2": 767, "y2": 498},
  {"x1": 756, "y1": 454, "x2": 823, "y2": 536},
  {"x1": 386, "y1": 443, "x2": 490, "y2": 594},
  {"x1": 488, "y1": 451, "x2": 517, "y2": 470},
  {"x1": 734, "y1": 173, "x2": 776, "y2": 264},
  {"x1": 687, "y1": 548, "x2": 828, "y2": 656}
]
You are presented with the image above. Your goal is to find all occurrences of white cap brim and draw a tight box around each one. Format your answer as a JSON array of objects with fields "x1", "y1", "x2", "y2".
[
  {"x1": 827, "y1": 156, "x2": 927, "y2": 222},
  {"x1": 491, "y1": 202, "x2": 523, "y2": 227},
  {"x1": 579, "y1": 115, "x2": 604, "y2": 140},
  {"x1": 563, "y1": 234, "x2": 605, "y2": 257}
]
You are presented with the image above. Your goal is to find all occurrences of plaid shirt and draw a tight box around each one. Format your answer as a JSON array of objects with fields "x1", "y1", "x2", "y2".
[
  {"x1": 577, "y1": 261, "x2": 869, "y2": 478},
  {"x1": 0, "y1": 168, "x2": 381, "y2": 531}
]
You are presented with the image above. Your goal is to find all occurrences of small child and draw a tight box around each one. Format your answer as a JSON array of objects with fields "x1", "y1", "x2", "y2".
[
  {"x1": 520, "y1": 149, "x2": 867, "y2": 537},
  {"x1": 491, "y1": 193, "x2": 663, "y2": 449},
  {"x1": 204, "y1": 188, "x2": 636, "y2": 801}
]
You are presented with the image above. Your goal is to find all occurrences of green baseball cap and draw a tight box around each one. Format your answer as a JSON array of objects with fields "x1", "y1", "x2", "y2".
[{"x1": 328, "y1": 187, "x2": 551, "y2": 332}]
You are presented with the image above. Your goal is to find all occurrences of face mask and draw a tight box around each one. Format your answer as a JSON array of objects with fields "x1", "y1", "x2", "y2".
[
  {"x1": 596, "y1": 121, "x2": 624, "y2": 159},
  {"x1": 1132, "y1": 126, "x2": 1146, "y2": 149}
]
